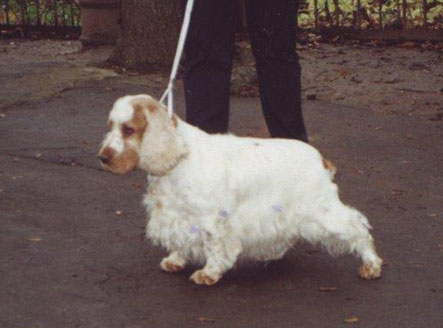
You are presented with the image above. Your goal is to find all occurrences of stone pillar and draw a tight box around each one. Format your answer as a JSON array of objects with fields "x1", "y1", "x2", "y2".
[{"x1": 79, "y1": 0, "x2": 121, "y2": 46}]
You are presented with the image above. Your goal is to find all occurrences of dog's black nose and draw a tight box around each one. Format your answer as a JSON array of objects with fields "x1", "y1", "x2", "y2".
[{"x1": 99, "y1": 155, "x2": 110, "y2": 165}]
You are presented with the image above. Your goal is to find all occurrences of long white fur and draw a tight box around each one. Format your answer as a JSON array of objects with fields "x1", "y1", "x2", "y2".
[{"x1": 101, "y1": 95, "x2": 382, "y2": 285}]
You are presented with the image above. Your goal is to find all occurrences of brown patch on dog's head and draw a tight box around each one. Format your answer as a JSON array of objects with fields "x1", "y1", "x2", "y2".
[
  {"x1": 322, "y1": 158, "x2": 337, "y2": 171},
  {"x1": 122, "y1": 102, "x2": 148, "y2": 142},
  {"x1": 155, "y1": 201, "x2": 163, "y2": 210},
  {"x1": 99, "y1": 144, "x2": 140, "y2": 174},
  {"x1": 171, "y1": 114, "x2": 178, "y2": 128},
  {"x1": 110, "y1": 148, "x2": 140, "y2": 174},
  {"x1": 132, "y1": 96, "x2": 159, "y2": 114},
  {"x1": 322, "y1": 158, "x2": 337, "y2": 178}
]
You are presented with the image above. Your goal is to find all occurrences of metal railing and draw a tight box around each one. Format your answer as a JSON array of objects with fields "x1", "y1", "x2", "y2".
[
  {"x1": 1, "y1": 0, "x2": 441, "y2": 40},
  {"x1": 0, "y1": 0, "x2": 80, "y2": 37},
  {"x1": 300, "y1": 0, "x2": 442, "y2": 30}
]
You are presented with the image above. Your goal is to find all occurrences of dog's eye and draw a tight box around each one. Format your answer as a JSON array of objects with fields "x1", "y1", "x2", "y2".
[{"x1": 122, "y1": 125, "x2": 135, "y2": 137}]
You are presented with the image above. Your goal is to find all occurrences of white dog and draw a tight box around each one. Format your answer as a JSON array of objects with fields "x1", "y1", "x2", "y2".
[{"x1": 98, "y1": 94, "x2": 382, "y2": 285}]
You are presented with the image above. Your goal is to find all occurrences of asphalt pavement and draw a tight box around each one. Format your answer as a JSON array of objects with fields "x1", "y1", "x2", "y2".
[{"x1": 1, "y1": 75, "x2": 442, "y2": 327}]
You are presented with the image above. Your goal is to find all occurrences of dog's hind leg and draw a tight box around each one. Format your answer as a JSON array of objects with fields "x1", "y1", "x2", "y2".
[
  {"x1": 190, "y1": 230, "x2": 242, "y2": 286},
  {"x1": 301, "y1": 204, "x2": 382, "y2": 279},
  {"x1": 160, "y1": 251, "x2": 186, "y2": 273}
]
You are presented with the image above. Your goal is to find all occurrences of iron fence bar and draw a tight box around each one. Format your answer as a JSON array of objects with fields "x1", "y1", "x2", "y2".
[
  {"x1": 314, "y1": 0, "x2": 318, "y2": 29},
  {"x1": 396, "y1": 0, "x2": 401, "y2": 24},
  {"x1": 351, "y1": 0, "x2": 355, "y2": 27},
  {"x1": 19, "y1": 0, "x2": 27, "y2": 35},
  {"x1": 333, "y1": 0, "x2": 341, "y2": 27},
  {"x1": 36, "y1": 0, "x2": 41, "y2": 25},
  {"x1": 61, "y1": 0, "x2": 66, "y2": 26},
  {"x1": 3, "y1": 0, "x2": 10, "y2": 25},
  {"x1": 423, "y1": 0, "x2": 428, "y2": 29},
  {"x1": 69, "y1": 0, "x2": 74, "y2": 26},
  {"x1": 325, "y1": 0, "x2": 333, "y2": 25},
  {"x1": 379, "y1": 0, "x2": 383, "y2": 30},
  {"x1": 53, "y1": 0, "x2": 58, "y2": 26},
  {"x1": 402, "y1": 0, "x2": 407, "y2": 29}
]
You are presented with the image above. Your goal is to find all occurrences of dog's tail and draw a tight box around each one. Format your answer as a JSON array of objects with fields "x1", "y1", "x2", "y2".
[{"x1": 322, "y1": 158, "x2": 337, "y2": 180}]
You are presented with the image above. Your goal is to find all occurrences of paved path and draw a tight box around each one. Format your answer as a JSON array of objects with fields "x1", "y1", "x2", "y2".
[{"x1": 1, "y1": 75, "x2": 442, "y2": 327}]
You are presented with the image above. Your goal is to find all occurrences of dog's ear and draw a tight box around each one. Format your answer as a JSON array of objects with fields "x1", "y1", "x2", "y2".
[{"x1": 136, "y1": 96, "x2": 187, "y2": 176}]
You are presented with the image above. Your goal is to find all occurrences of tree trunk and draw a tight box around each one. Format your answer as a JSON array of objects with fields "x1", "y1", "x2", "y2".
[{"x1": 110, "y1": 0, "x2": 182, "y2": 71}]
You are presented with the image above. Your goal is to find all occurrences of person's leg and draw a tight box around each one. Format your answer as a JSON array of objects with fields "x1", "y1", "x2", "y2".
[
  {"x1": 246, "y1": 0, "x2": 308, "y2": 142},
  {"x1": 183, "y1": 0, "x2": 237, "y2": 134}
]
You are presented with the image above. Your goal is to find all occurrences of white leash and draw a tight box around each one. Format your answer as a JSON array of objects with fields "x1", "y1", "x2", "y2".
[{"x1": 160, "y1": 0, "x2": 195, "y2": 118}]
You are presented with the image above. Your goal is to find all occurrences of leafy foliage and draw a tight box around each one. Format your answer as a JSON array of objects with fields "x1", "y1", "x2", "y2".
[
  {"x1": 0, "y1": 0, "x2": 441, "y2": 30},
  {"x1": 0, "y1": 0, "x2": 80, "y2": 26},
  {"x1": 298, "y1": 0, "x2": 442, "y2": 29}
]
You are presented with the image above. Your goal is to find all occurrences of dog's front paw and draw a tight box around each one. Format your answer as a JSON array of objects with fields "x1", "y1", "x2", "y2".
[
  {"x1": 160, "y1": 258, "x2": 184, "y2": 273},
  {"x1": 190, "y1": 270, "x2": 220, "y2": 286},
  {"x1": 359, "y1": 262, "x2": 382, "y2": 280}
]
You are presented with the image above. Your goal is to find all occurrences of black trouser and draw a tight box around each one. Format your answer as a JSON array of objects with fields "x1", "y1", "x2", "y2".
[{"x1": 183, "y1": 0, "x2": 308, "y2": 142}]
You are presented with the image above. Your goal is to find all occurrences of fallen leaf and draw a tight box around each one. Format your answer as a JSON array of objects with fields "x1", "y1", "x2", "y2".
[
  {"x1": 132, "y1": 182, "x2": 144, "y2": 190},
  {"x1": 0, "y1": 113, "x2": 6, "y2": 118},
  {"x1": 340, "y1": 69, "x2": 349, "y2": 77},
  {"x1": 307, "y1": 94, "x2": 317, "y2": 100},
  {"x1": 27, "y1": 236, "x2": 42, "y2": 242},
  {"x1": 421, "y1": 41, "x2": 434, "y2": 50},
  {"x1": 427, "y1": 213, "x2": 437, "y2": 217},
  {"x1": 115, "y1": 210, "x2": 123, "y2": 216},
  {"x1": 350, "y1": 76, "x2": 363, "y2": 83},
  {"x1": 344, "y1": 316, "x2": 359, "y2": 324},
  {"x1": 399, "y1": 41, "x2": 416, "y2": 48},
  {"x1": 35, "y1": 153, "x2": 42, "y2": 158},
  {"x1": 197, "y1": 317, "x2": 215, "y2": 323},
  {"x1": 429, "y1": 113, "x2": 442, "y2": 122},
  {"x1": 318, "y1": 286, "x2": 337, "y2": 292},
  {"x1": 384, "y1": 77, "x2": 403, "y2": 84}
]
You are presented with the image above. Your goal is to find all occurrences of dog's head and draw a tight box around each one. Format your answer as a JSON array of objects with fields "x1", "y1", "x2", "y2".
[{"x1": 98, "y1": 94, "x2": 186, "y2": 176}]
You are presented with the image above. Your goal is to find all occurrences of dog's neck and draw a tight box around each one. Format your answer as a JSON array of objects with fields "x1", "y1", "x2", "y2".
[
  {"x1": 146, "y1": 116, "x2": 211, "y2": 180},
  {"x1": 175, "y1": 116, "x2": 208, "y2": 141},
  {"x1": 143, "y1": 116, "x2": 194, "y2": 179}
]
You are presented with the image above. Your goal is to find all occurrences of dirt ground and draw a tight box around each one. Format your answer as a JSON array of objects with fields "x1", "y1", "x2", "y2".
[
  {"x1": 1, "y1": 39, "x2": 442, "y2": 120},
  {"x1": 0, "y1": 39, "x2": 442, "y2": 328},
  {"x1": 232, "y1": 40, "x2": 443, "y2": 119}
]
